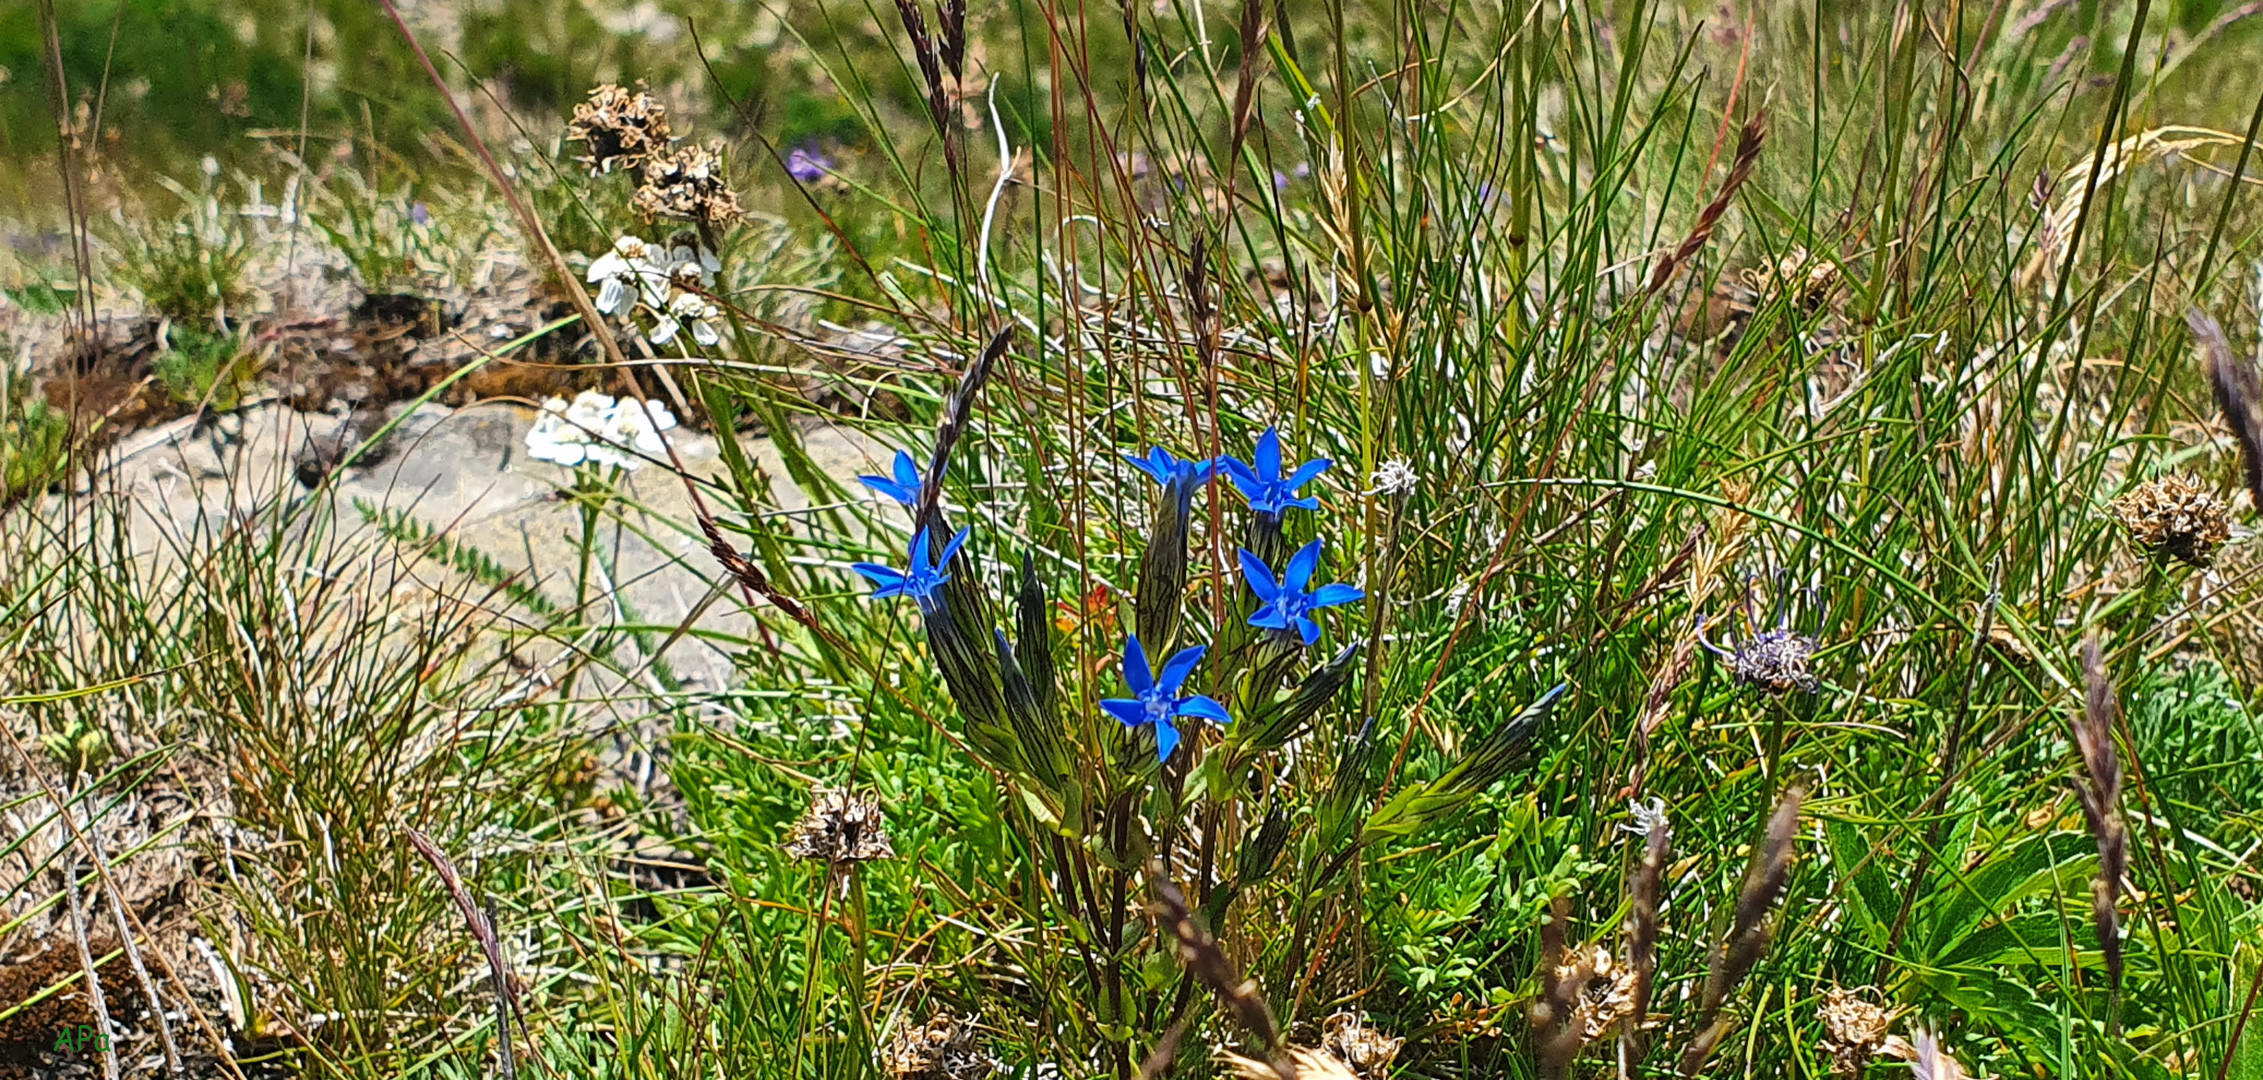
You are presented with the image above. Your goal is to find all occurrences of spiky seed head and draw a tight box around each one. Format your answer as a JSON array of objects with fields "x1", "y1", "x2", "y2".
[
  {"x1": 632, "y1": 139, "x2": 745, "y2": 227},
  {"x1": 881, "y1": 1014, "x2": 999, "y2": 1080},
  {"x1": 784, "y1": 787, "x2": 896, "y2": 866},
  {"x1": 1321, "y1": 1012, "x2": 1403, "y2": 1077},
  {"x1": 1817, "y1": 987, "x2": 1896, "y2": 1077},
  {"x1": 1731, "y1": 628, "x2": 1820, "y2": 694},
  {"x1": 2109, "y1": 475, "x2": 2230, "y2": 568},
  {"x1": 568, "y1": 83, "x2": 673, "y2": 177}
]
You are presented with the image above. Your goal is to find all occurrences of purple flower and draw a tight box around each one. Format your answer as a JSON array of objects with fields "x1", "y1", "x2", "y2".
[
  {"x1": 1272, "y1": 170, "x2": 1290, "y2": 192},
  {"x1": 1100, "y1": 636, "x2": 1231, "y2": 762},
  {"x1": 852, "y1": 525, "x2": 969, "y2": 609},
  {"x1": 785, "y1": 144, "x2": 832, "y2": 183},
  {"x1": 1220, "y1": 428, "x2": 1331, "y2": 516},
  {"x1": 858, "y1": 449, "x2": 923, "y2": 506},
  {"x1": 1240, "y1": 539, "x2": 1363, "y2": 646},
  {"x1": 410, "y1": 202, "x2": 431, "y2": 226}
]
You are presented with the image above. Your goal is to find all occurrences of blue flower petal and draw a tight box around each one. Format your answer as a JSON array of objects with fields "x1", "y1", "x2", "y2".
[
  {"x1": 1296, "y1": 616, "x2": 1323, "y2": 646},
  {"x1": 1284, "y1": 539, "x2": 1322, "y2": 593},
  {"x1": 1156, "y1": 644, "x2": 1206, "y2": 694},
  {"x1": 1310, "y1": 583, "x2": 1366, "y2": 608},
  {"x1": 1238, "y1": 548, "x2": 1280, "y2": 600},
  {"x1": 1102, "y1": 698, "x2": 1147, "y2": 728},
  {"x1": 1178, "y1": 694, "x2": 1232, "y2": 725},
  {"x1": 1284, "y1": 457, "x2": 1332, "y2": 491},
  {"x1": 851, "y1": 563, "x2": 906, "y2": 588},
  {"x1": 1249, "y1": 605, "x2": 1293, "y2": 631},
  {"x1": 1285, "y1": 493, "x2": 1323, "y2": 512},
  {"x1": 1122, "y1": 635, "x2": 1155, "y2": 695},
  {"x1": 1254, "y1": 428, "x2": 1282, "y2": 477},
  {"x1": 933, "y1": 525, "x2": 973, "y2": 569},
  {"x1": 1154, "y1": 716, "x2": 1181, "y2": 762}
]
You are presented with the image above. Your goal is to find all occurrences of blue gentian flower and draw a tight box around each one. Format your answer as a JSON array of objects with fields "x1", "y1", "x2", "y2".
[
  {"x1": 1100, "y1": 635, "x2": 1232, "y2": 762},
  {"x1": 1220, "y1": 428, "x2": 1330, "y2": 515},
  {"x1": 851, "y1": 525, "x2": 968, "y2": 607},
  {"x1": 1240, "y1": 539, "x2": 1364, "y2": 646},
  {"x1": 1124, "y1": 447, "x2": 1214, "y2": 494},
  {"x1": 858, "y1": 450, "x2": 923, "y2": 506}
]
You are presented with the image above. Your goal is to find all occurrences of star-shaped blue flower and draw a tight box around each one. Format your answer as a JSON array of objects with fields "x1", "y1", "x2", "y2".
[
  {"x1": 851, "y1": 525, "x2": 968, "y2": 607},
  {"x1": 857, "y1": 450, "x2": 923, "y2": 506},
  {"x1": 1220, "y1": 428, "x2": 1330, "y2": 515},
  {"x1": 1240, "y1": 538, "x2": 1364, "y2": 646},
  {"x1": 1100, "y1": 635, "x2": 1232, "y2": 762},
  {"x1": 1124, "y1": 446, "x2": 1214, "y2": 493}
]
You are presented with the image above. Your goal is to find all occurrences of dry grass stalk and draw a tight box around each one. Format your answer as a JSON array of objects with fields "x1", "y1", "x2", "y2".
[
  {"x1": 2072, "y1": 636, "x2": 2126, "y2": 991},
  {"x1": 1220, "y1": 1046, "x2": 1361, "y2": 1080},
  {"x1": 2109, "y1": 474, "x2": 2232, "y2": 568},
  {"x1": 58, "y1": 822, "x2": 121, "y2": 1080},
  {"x1": 82, "y1": 794, "x2": 181, "y2": 1075},
  {"x1": 1148, "y1": 868, "x2": 1290, "y2": 1073},
  {"x1": 405, "y1": 826, "x2": 523, "y2": 1078},
  {"x1": 2190, "y1": 305, "x2": 2263, "y2": 513},
  {"x1": 1680, "y1": 785, "x2": 1804, "y2": 1077},
  {"x1": 880, "y1": 1013, "x2": 1001, "y2": 1080},
  {"x1": 1647, "y1": 112, "x2": 1768, "y2": 294},
  {"x1": 1623, "y1": 798, "x2": 1670, "y2": 1043},
  {"x1": 1529, "y1": 896, "x2": 1587, "y2": 1075}
]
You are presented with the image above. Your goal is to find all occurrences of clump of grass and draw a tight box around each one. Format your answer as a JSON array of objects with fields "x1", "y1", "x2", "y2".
[
  {"x1": 150, "y1": 322, "x2": 256, "y2": 410},
  {"x1": 111, "y1": 168, "x2": 254, "y2": 328}
]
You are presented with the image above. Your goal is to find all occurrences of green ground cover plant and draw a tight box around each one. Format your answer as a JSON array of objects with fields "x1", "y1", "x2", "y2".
[{"x1": 9, "y1": 0, "x2": 2263, "y2": 1078}]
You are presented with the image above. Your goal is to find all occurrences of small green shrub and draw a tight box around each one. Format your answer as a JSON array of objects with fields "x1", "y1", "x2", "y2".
[
  {"x1": 113, "y1": 170, "x2": 253, "y2": 326},
  {"x1": 152, "y1": 323, "x2": 257, "y2": 410},
  {"x1": 0, "y1": 394, "x2": 68, "y2": 502}
]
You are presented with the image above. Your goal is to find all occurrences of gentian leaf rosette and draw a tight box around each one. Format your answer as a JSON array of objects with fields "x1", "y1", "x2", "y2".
[
  {"x1": 1125, "y1": 447, "x2": 1213, "y2": 652},
  {"x1": 1240, "y1": 538, "x2": 1365, "y2": 647},
  {"x1": 1101, "y1": 636, "x2": 1232, "y2": 763},
  {"x1": 1220, "y1": 427, "x2": 1329, "y2": 566}
]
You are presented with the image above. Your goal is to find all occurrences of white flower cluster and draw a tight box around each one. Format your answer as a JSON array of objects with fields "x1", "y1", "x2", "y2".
[
  {"x1": 524, "y1": 390, "x2": 679, "y2": 470},
  {"x1": 585, "y1": 234, "x2": 724, "y2": 347}
]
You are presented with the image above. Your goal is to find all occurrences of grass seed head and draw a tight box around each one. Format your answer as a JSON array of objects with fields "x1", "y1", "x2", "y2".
[
  {"x1": 1730, "y1": 628, "x2": 1819, "y2": 694},
  {"x1": 2108, "y1": 474, "x2": 2229, "y2": 568},
  {"x1": 568, "y1": 83, "x2": 673, "y2": 177},
  {"x1": 1740, "y1": 246, "x2": 1841, "y2": 314},
  {"x1": 882, "y1": 1014, "x2": 1000, "y2": 1080},
  {"x1": 1817, "y1": 987, "x2": 1896, "y2": 1077},
  {"x1": 1321, "y1": 1012, "x2": 1403, "y2": 1077},
  {"x1": 633, "y1": 139, "x2": 745, "y2": 227},
  {"x1": 784, "y1": 787, "x2": 896, "y2": 866}
]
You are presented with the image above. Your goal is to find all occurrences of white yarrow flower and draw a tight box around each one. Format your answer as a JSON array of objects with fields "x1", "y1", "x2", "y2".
[{"x1": 524, "y1": 390, "x2": 680, "y2": 472}]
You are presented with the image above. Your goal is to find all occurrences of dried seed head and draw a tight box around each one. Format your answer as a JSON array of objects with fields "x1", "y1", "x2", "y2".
[
  {"x1": 784, "y1": 787, "x2": 895, "y2": 866},
  {"x1": 1568, "y1": 948, "x2": 1638, "y2": 1041},
  {"x1": 1321, "y1": 1012, "x2": 1403, "y2": 1077},
  {"x1": 1742, "y1": 247, "x2": 1841, "y2": 313},
  {"x1": 2109, "y1": 474, "x2": 2230, "y2": 568},
  {"x1": 1817, "y1": 987, "x2": 1896, "y2": 1077},
  {"x1": 1731, "y1": 628, "x2": 1820, "y2": 694},
  {"x1": 881, "y1": 1014, "x2": 999, "y2": 1080},
  {"x1": 633, "y1": 139, "x2": 745, "y2": 227},
  {"x1": 568, "y1": 83, "x2": 673, "y2": 177}
]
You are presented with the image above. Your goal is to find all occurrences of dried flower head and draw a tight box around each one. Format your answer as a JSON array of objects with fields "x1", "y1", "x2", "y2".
[
  {"x1": 1730, "y1": 627, "x2": 1820, "y2": 694},
  {"x1": 568, "y1": 83, "x2": 673, "y2": 177},
  {"x1": 1567, "y1": 948, "x2": 1638, "y2": 1041},
  {"x1": 783, "y1": 787, "x2": 895, "y2": 866},
  {"x1": 1321, "y1": 1012, "x2": 1403, "y2": 1077},
  {"x1": 1817, "y1": 986, "x2": 1896, "y2": 1077},
  {"x1": 2109, "y1": 474, "x2": 2230, "y2": 568},
  {"x1": 881, "y1": 1014, "x2": 999, "y2": 1080},
  {"x1": 633, "y1": 139, "x2": 744, "y2": 227},
  {"x1": 1742, "y1": 246, "x2": 1841, "y2": 313}
]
